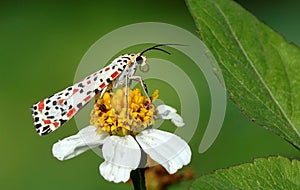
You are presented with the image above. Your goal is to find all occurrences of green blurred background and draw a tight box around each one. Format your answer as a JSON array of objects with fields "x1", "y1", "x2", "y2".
[{"x1": 1, "y1": 0, "x2": 300, "y2": 189}]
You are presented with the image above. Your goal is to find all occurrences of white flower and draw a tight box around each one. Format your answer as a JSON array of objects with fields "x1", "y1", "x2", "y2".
[{"x1": 52, "y1": 105, "x2": 191, "y2": 183}]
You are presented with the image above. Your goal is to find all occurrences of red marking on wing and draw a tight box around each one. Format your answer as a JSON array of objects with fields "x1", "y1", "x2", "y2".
[
  {"x1": 111, "y1": 71, "x2": 119, "y2": 79},
  {"x1": 105, "y1": 67, "x2": 110, "y2": 71},
  {"x1": 38, "y1": 100, "x2": 44, "y2": 112},
  {"x1": 43, "y1": 120, "x2": 51, "y2": 124},
  {"x1": 93, "y1": 72, "x2": 97, "y2": 76},
  {"x1": 53, "y1": 122, "x2": 59, "y2": 127},
  {"x1": 84, "y1": 95, "x2": 91, "y2": 102},
  {"x1": 67, "y1": 108, "x2": 76, "y2": 117},
  {"x1": 87, "y1": 80, "x2": 91, "y2": 85},
  {"x1": 73, "y1": 88, "x2": 79, "y2": 94},
  {"x1": 58, "y1": 99, "x2": 64, "y2": 105},
  {"x1": 99, "y1": 83, "x2": 105, "y2": 89}
]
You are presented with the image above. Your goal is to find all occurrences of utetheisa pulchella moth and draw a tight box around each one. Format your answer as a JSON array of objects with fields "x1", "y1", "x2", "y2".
[{"x1": 31, "y1": 44, "x2": 180, "y2": 136}]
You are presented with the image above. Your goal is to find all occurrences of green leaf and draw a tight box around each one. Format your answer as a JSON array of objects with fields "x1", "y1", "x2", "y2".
[
  {"x1": 186, "y1": 0, "x2": 300, "y2": 149},
  {"x1": 190, "y1": 156, "x2": 300, "y2": 190}
]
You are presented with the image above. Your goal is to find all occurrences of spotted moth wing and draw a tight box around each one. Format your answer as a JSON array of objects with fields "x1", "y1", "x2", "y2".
[{"x1": 32, "y1": 60, "x2": 126, "y2": 136}]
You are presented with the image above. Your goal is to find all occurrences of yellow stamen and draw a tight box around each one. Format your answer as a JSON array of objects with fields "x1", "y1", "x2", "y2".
[{"x1": 90, "y1": 88, "x2": 159, "y2": 136}]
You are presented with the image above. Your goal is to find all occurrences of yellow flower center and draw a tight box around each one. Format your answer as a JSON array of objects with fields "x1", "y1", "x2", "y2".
[{"x1": 90, "y1": 88, "x2": 159, "y2": 136}]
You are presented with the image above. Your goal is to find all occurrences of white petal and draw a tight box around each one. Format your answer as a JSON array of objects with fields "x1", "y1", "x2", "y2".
[
  {"x1": 157, "y1": 105, "x2": 185, "y2": 127},
  {"x1": 100, "y1": 161, "x2": 133, "y2": 183},
  {"x1": 52, "y1": 125, "x2": 109, "y2": 160},
  {"x1": 100, "y1": 135, "x2": 141, "y2": 183},
  {"x1": 136, "y1": 129, "x2": 191, "y2": 174}
]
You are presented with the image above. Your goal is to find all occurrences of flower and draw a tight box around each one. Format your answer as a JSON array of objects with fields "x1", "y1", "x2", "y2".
[{"x1": 52, "y1": 88, "x2": 191, "y2": 183}]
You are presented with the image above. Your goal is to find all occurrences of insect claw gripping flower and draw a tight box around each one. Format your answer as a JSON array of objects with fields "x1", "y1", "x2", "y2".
[{"x1": 52, "y1": 88, "x2": 191, "y2": 183}]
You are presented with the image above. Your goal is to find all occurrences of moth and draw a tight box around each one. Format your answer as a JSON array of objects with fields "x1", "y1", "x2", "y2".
[{"x1": 31, "y1": 44, "x2": 178, "y2": 136}]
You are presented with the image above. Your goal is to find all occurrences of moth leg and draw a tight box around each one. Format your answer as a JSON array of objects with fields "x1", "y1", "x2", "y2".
[
  {"x1": 124, "y1": 76, "x2": 130, "y2": 120},
  {"x1": 99, "y1": 86, "x2": 108, "y2": 98},
  {"x1": 129, "y1": 76, "x2": 149, "y2": 99}
]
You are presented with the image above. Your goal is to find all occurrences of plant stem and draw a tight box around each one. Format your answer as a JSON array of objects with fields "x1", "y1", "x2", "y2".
[{"x1": 130, "y1": 168, "x2": 146, "y2": 190}]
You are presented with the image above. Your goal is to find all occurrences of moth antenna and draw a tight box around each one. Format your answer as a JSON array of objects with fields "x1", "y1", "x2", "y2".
[{"x1": 140, "y1": 43, "x2": 186, "y2": 55}]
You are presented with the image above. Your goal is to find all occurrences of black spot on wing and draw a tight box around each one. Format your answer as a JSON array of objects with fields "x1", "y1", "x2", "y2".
[
  {"x1": 106, "y1": 78, "x2": 112, "y2": 83},
  {"x1": 122, "y1": 56, "x2": 130, "y2": 60},
  {"x1": 78, "y1": 83, "x2": 84, "y2": 88},
  {"x1": 35, "y1": 123, "x2": 42, "y2": 129},
  {"x1": 59, "y1": 119, "x2": 67, "y2": 126},
  {"x1": 41, "y1": 127, "x2": 52, "y2": 135},
  {"x1": 77, "y1": 103, "x2": 83, "y2": 109},
  {"x1": 43, "y1": 125, "x2": 50, "y2": 131}
]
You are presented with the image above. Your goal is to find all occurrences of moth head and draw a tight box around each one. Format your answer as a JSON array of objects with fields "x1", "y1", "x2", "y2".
[{"x1": 135, "y1": 55, "x2": 147, "y2": 66}]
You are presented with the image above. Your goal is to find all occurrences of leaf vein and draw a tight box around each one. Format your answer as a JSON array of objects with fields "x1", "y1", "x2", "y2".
[
  {"x1": 213, "y1": 2, "x2": 300, "y2": 138},
  {"x1": 198, "y1": 15, "x2": 295, "y2": 142}
]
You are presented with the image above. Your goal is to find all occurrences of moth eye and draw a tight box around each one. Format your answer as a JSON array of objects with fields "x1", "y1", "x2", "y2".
[{"x1": 136, "y1": 56, "x2": 143, "y2": 64}]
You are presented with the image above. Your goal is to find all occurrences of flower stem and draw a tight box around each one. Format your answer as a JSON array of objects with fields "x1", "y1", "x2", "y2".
[{"x1": 130, "y1": 168, "x2": 146, "y2": 190}]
